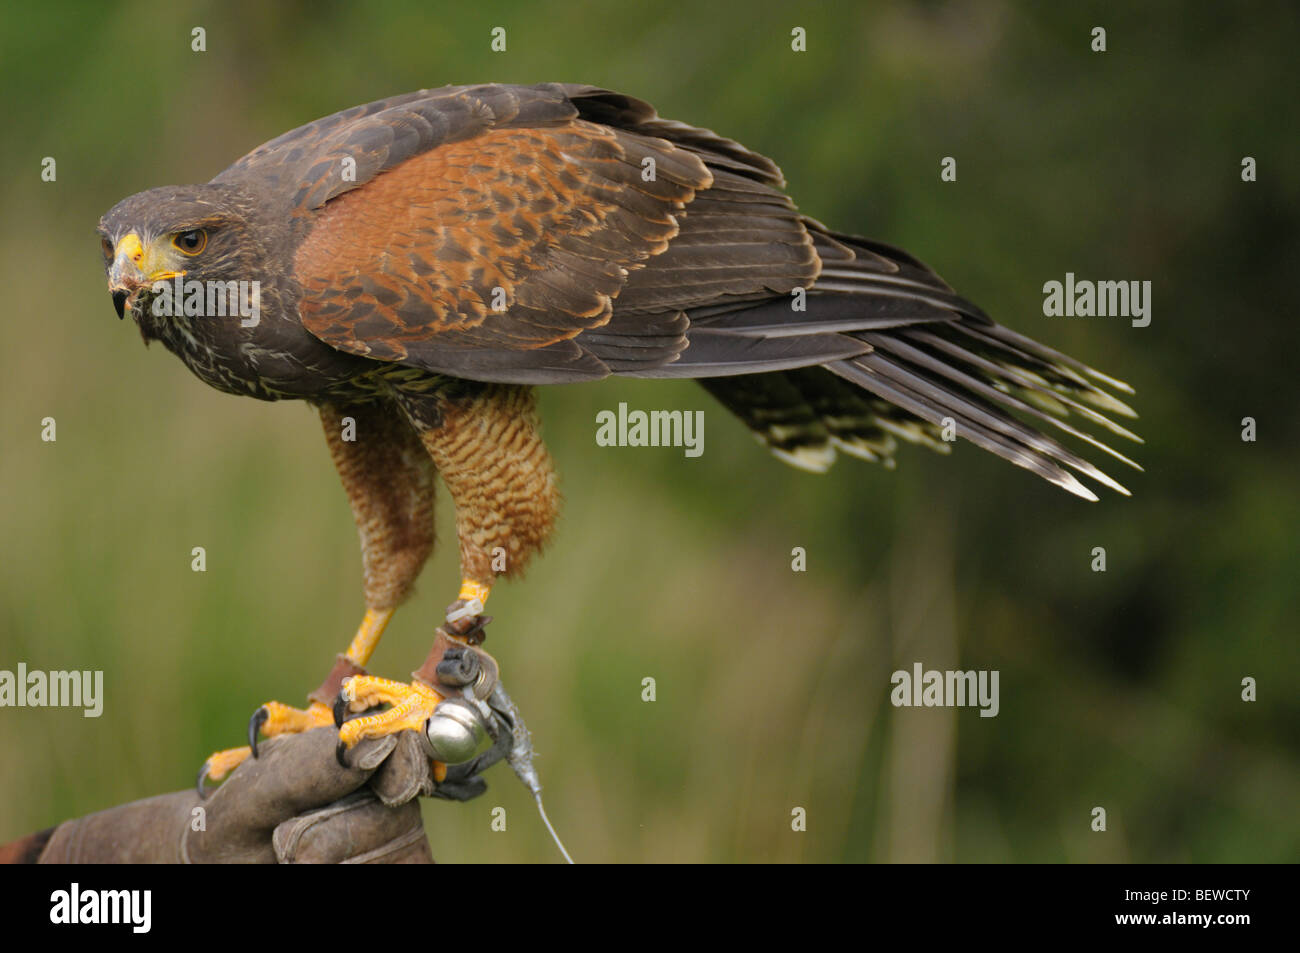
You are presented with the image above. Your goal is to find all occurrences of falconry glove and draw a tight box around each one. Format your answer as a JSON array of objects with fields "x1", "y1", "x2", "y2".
[{"x1": 10, "y1": 728, "x2": 437, "y2": 864}]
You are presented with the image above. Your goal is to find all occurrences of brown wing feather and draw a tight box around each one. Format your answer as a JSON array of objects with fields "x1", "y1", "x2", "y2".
[
  {"x1": 219, "y1": 83, "x2": 827, "y2": 381},
  {"x1": 293, "y1": 120, "x2": 711, "y2": 371}
]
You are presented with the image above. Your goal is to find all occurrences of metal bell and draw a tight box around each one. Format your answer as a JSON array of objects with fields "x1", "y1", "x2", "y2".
[{"x1": 424, "y1": 698, "x2": 488, "y2": 763}]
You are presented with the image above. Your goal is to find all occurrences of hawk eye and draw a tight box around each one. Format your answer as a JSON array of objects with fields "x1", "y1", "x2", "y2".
[
  {"x1": 100, "y1": 237, "x2": 113, "y2": 260},
  {"x1": 174, "y1": 229, "x2": 207, "y2": 255}
]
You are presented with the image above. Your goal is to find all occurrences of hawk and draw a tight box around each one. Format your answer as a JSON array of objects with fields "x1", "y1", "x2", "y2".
[{"x1": 98, "y1": 83, "x2": 1138, "y2": 784}]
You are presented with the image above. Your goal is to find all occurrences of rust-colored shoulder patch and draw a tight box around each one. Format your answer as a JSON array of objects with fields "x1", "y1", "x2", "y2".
[{"x1": 295, "y1": 120, "x2": 711, "y2": 367}]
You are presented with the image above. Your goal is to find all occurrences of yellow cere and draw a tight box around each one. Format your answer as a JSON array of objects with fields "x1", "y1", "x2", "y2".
[
  {"x1": 115, "y1": 232, "x2": 184, "y2": 282},
  {"x1": 114, "y1": 233, "x2": 144, "y2": 264}
]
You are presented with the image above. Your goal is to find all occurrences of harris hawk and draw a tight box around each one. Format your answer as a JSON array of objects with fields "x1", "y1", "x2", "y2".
[{"x1": 98, "y1": 83, "x2": 1139, "y2": 785}]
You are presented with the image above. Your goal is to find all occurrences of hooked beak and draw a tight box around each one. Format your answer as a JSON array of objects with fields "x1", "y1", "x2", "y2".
[
  {"x1": 107, "y1": 232, "x2": 185, "y2": 320},
  {"x1": 107, "y1": 234, "x2": 147, "y2": 320}
]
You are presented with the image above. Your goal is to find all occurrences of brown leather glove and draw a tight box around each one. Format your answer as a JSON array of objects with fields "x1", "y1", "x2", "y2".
[{"x1": 5, "y1": 728, "x2": 437, "y2": 864}]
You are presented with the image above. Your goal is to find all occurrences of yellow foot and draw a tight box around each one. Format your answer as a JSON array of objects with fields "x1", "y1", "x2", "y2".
[
  {"x1": 334, "y1": 676, "x2": 446, "y2": 768},
  {"x1": 196, "y1": 700, "x2": 334, "y2": 797},
  {"x1": 248, "y1": 700, "x2": 335, "y2": 757}
]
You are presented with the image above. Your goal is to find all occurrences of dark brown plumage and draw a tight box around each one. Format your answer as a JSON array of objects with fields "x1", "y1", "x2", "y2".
[{"x1": 97, "y1": 83, "x2": 1139, "y2": 772}]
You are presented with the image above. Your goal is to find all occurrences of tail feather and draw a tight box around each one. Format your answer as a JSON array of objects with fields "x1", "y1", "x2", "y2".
[
  {"x1": 698, "y1": 373, "x2": 837, "y2": 473},
  {"x1": 647, "y1": 222, "x2": 1140, "y2": 497},
  {"x1": 857, "y1": 331, "x2": 1143, "y2": 474},
  {"x1": 904, "y1": 328, "x2": 1143, "y2": 443},
  {"x1": 826, "y1": 355, "x2": 1105, "y2": 501}
]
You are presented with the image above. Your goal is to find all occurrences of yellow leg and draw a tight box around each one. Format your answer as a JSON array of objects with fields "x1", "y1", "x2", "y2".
[
  {"x1": 458, "y1": 580, "x2": 491, "y2": 607},
  {"x1": 199, "y1": 607, "x2": 397, "y2": 795},
  {"x1": 345, "y1": 606, "x2": 394, "y2": 666},
  {"x1": 446, "y1": 579, "x2": 492, "y2": 631},
  {"x1": 246, "y1": 606, "x2": 395, "y2": 749}
]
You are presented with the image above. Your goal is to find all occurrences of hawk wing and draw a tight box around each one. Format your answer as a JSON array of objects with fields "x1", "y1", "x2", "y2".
[{"x1": 215, "y1": 83, "x2": 870, "y2": 382}]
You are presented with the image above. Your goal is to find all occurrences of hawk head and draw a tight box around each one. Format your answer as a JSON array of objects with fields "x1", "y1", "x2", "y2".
[{"x1": 97, "y1": 184, "x2": 273, "y2": 329}]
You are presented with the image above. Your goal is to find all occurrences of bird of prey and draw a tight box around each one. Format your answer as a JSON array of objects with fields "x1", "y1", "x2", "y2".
[{"x1": 98, "y1": 83, "x2": 1139, "y2": 783}]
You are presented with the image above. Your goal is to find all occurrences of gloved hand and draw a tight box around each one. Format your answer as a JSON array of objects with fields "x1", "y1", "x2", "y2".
[{"x1": 6, "y1": 728, "x2": 440, "y2": 864}]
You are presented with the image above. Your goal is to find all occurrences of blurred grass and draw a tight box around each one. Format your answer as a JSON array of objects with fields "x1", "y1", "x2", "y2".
[{"x1": 0, "y1": 0, "x2": 1296, "y2": 861}]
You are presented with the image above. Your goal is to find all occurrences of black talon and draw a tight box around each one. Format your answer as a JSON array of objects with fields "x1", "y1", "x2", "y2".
[
  {"x1": 333, "y1": 692, "x2": 349, "y2": 728},
  {"x1": 196, "y1": 764, "x2": 212, "y2": 799},
  {"x1": 248, "y1": 707, "x2": 269, "y2": 758},
  {"x1": 335, "y1": 741, "x2": 349, "y2": 768}
]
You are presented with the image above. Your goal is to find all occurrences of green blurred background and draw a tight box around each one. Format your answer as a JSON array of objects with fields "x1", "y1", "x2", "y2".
[{"x1": 1, "y1": 0, "x2": 1296, "y2": 862}]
